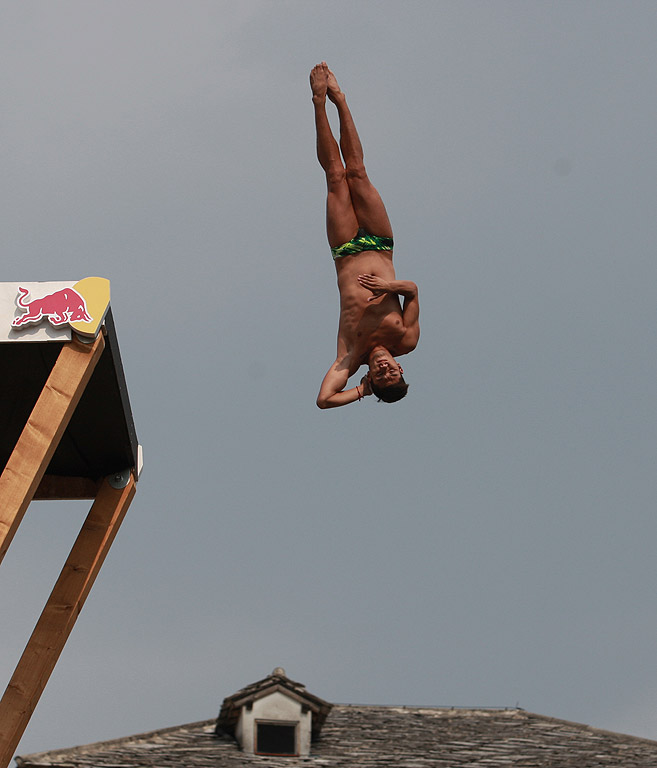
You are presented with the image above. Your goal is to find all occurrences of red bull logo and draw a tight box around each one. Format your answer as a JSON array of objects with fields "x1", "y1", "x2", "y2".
[
  {"x1": 12, "y1": 286, "x2": 93, "y2": 328},
  {"x1": 7, "y1": 278, "x2": 111, "y2": 339}
]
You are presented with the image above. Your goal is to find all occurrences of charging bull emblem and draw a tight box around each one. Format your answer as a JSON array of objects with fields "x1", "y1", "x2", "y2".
[{"x1": 12, "y1": 286, "x2": 93, "y2": 328}]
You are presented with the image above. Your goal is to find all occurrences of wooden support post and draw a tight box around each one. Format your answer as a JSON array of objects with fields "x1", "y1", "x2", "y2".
[
  {"x1": 0, "y1": 334, "x2": 105, "y2": 567},
  {"x1": 0, "y1": 473, "x2": 136, "y2": 768}
]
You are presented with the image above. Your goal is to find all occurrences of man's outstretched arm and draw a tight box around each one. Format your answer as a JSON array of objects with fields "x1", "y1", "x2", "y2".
[{"x1": 316, "y1": 359, "x2": 371, "y2": 409}]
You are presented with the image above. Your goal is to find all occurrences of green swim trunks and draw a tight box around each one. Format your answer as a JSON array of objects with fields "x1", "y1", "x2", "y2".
[{"x1": 331, "y1": 228, "x2": 394, "y2": 260}]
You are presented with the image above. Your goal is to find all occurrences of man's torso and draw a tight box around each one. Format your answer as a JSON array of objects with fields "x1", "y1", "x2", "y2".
[{"x1": 335, "y1": 250, "x2": 407, "y2": 372}]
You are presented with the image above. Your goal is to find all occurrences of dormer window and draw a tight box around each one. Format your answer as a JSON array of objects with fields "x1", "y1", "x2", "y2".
[
  {"x1": 215, "y1": 667, "x2": 332, "y2": 758},
  {"x1": 255, "y1": 720, "x2": 298, "y2": 756}
]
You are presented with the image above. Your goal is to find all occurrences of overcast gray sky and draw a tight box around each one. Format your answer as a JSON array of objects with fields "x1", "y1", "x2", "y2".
[{"x1": 2, "y1": 0, "x2": 657, "y2": 758}]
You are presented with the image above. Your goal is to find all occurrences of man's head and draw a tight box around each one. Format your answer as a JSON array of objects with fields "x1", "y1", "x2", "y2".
[{"x1": 367, "y1": 347, "x2": 408, "y2": 402}]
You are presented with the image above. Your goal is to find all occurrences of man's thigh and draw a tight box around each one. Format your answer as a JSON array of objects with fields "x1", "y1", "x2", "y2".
[
  {"x1": 346, "y1": 173, "x2": 393, "y2": 238},
  {"x1": 326, "y1": 183, "x2": 359, "y2": 249}
]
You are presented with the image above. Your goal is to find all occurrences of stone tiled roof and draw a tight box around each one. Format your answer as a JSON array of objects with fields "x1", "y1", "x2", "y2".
[{"x1": 15, "y1": 705, "x2": 657, "y2": 768}]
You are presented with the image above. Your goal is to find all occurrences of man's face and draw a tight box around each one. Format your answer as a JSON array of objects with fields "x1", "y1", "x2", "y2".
[{"x1": 368, "y1": 351, "x2": 403, "y2": 387}]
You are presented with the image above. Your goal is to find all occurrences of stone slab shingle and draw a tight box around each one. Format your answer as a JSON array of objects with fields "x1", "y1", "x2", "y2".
[{"x1": 15, "y1": 705, "x2": 657, "y2": 768}]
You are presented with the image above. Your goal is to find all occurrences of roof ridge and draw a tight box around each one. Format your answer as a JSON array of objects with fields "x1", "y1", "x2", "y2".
[{"x1": 332, "y1": 702, "x2": 523, "y2": 712}]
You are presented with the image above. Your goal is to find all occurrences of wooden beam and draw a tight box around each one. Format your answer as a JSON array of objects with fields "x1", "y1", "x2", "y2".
[
  {"x1": 0, "y1": 334, "x2": 105, "y2": 567},
  {"x1": 34, "y1": 475, "x2": 101, "y2": 501},
  {"x1": 0, "y1": 473, "x2": 136, "y2": 768}
]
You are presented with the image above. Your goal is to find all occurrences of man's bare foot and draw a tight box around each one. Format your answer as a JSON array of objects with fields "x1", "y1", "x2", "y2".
[
  {"x1": 326, "y1": 66, "x2": 344, "y2": 103},
  {"x1": 310, "y1": 63, "x2": 328, "y2": 101}
]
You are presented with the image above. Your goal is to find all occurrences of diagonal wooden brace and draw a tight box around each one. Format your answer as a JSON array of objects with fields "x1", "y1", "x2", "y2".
[
  {"x1": 0, "y1": 473, "x2": 136, "y2": 768},
  {"x1": 0, "y1": 334, "x2": 105, "y2": 567}
]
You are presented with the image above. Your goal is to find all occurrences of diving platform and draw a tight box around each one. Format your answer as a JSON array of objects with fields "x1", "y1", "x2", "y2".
[{"x1": 0, "y1": 280, "x2": 141, "y2": 768}]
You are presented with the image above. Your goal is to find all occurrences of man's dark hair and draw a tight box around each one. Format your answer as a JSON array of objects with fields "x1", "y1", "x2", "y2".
[{"x1": 370, "y1": 377, "x2": 409, "y2": 403}]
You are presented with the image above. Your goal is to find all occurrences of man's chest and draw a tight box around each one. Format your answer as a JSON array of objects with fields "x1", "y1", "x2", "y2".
[{"x1": 341, "y1": 305, "x2": 405, "y2": 358}]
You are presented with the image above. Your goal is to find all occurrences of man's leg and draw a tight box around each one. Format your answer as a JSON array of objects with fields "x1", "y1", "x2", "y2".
[
  {"x1": 310, "y1": 63, "x2": 358, "y2": 249},
  {"x1": 327, "y1": 68, "x2": 393, "y2": 239}
]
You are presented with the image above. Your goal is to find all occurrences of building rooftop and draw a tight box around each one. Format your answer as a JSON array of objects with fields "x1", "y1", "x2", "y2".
[{"x1": 16, "y1": 704, "x2": 657, "y2": 768}]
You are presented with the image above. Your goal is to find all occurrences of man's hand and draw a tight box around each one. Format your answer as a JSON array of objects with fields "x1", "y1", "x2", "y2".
[
  {"x1": 357, "y1": 274, "x2": 391, "y2": 301},
  {"x1": 360, "y1": 374, "x2": 372, "y2": 396}
]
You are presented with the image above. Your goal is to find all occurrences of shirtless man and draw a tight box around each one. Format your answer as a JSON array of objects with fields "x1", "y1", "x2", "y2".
[{"x1": 311, "y1": 62, "x2": 420, "y2": 408}]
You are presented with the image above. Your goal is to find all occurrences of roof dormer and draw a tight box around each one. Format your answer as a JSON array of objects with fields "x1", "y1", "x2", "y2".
[{"x1": 215, "y1": 668, "x2": 332, "y2": 757}]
